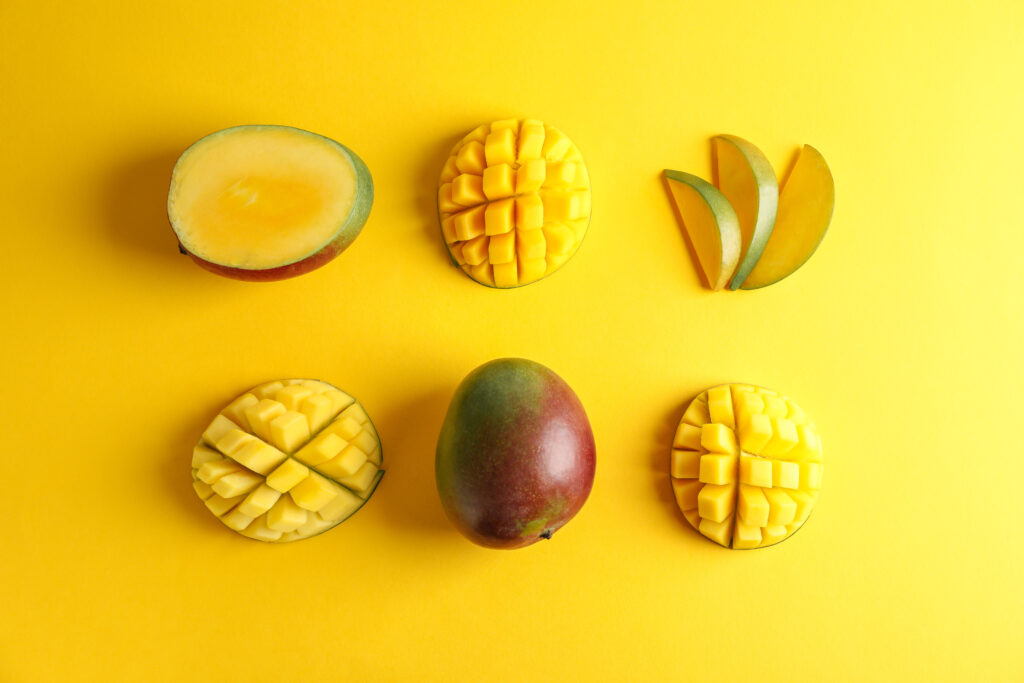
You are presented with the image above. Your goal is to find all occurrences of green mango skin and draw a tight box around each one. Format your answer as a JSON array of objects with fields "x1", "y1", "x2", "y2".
[{"x1": 436, "y1": 359, "x2": 596, "y2": 549}]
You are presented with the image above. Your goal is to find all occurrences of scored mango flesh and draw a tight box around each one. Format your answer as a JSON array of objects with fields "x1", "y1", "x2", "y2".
[
  {"x1": 670, "y1": 384, "x2": 823, "y2": 549},
  {"x1": 191, "y1": 379, "x2": 383, "y2": 542},
  {"x1": 438, "y1": 119, "x2": 592, "y2": 287}
]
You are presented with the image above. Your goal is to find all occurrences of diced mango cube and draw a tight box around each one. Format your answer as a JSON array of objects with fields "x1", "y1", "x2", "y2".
[
  {"x1": 737, "y1": 484, "x2": 769, "y2": 527},
  {"x1": 543, "y1": 161, "x2": 578, "y2": 188},
  {"x1": 682, "y1": 509, "x2": 702, "y2": 529},
  {"x1": 220, "y1": 507, "x2": 255, "y2": 531},
  {"x1": 542, "y1": 222, "x2": 575, "y2": 255},
  {"x1": 707, "y1": 386, "x2": 735, "y2": 429},
  {"x1": 440, "y1": 156, "x2": 459, "y2": 183},
  {"x1": 699, "y1": 514, "x2": 733, "y2": 547},
  {"x1": 317, "y1": 443, "x2": 368, "y2": 479},
  {"x1": 266, "y1": 496, "x2": 307, "y2": 532},
  {"x1": 222, "y1": 393, "x2": 258, "y2": 431},
  {"x1": 460, "y1": 235, "x2": 488, "y2": 266},
  {"x1": 670, "y1": 449, "x2": 701, "y2": 479},
  {"x1": 488, "y1": 231, "x2": 516, "y2": 265},
  {"x1": 542, "y1": 126, "x2": 571, "y2": 161},
  {"x1": 672, "y1": 422, "x2": 703, "y2": 450},
  {"x1": 299, "y1": 394, "x2": 334, "y2": 434},
  {"x1": 786, "y1": 400, "x2": 807, "y2": 425},
  {"x1": 701, "y1": 423, "x2": 738, "y2": 454},
  {"x1": 799, "y1": 461, "x2": 823, "y2": 490},
  {"x1": 739, "y1": 412, "x2": 773, "y2": 454},
  {"x1": 516, "y1": 158, "x2": 546, "y2": 193},
  {"x1": 198, "y1": 459, "x2": 242, "y2": 485},
  {"x1": 464, "y1": 262, "x2": 494, "y2": 286},
  {"x1": 763, "y1": 488, "x2": 797, "y2": 525},
  {"x1": 441, "y1": 215, "x2": 457, "y2": 244},
  {"x1": 236, "y1": 484, "x2": 282, "y2": 517},
  {"x1": 212, "y1": 469, "x2": 264, "y2": 498},
  {"x1": 541, "y1": 192, "x2": 579, "y2": 222},
  {"x1": 761, "y1": 417, "x2": 798, "y2": 457},
  {"x1": 317, "y1": 486, "x2": 363, "y2": 522},
  {"x1": 215, "y1": 429, "x2": 256, "y2": 458},
  {"x1": 762, "y1": 524, "x2": 788, "y2": 545},
  {"x1": 245, "y1": 399, "x2": 286, "y2": 442},
  {"x1": 733, "y1": 519, "x2": 762, "y2": 549},
  {"x1": 202, "y1": 414, "x2": 240, "y2": 447},
  {"x1": 771, "y1": 459, "x2": 800, "y2": 490},
  {"x1": 230, "y1": 440, "x2": 288, "y2": 475},
  {"x1": 516, "y1": 228, "x2": 546, "y2": 261},
  {"x1": 449, "y1": 242, "x2": 466, "y2": 265},
  {"x1": 289, "y1": 473, "x2": 338, "y2": 512},
  {"x1": 517, "y1": 121, "x2": 545, "y2": 162},
  {"x1": 490, "y1": 118, "x2": 519, "y2": 134},
  {"x1": 266, "y1": 458, "x2": 309, "y2": 493},
  {"x1": 295, "y1": 431, "x2": 346, "y2": 467},
  {"x1": 274, "y1": 385, "x2": 312, "y2": 412},
  {"x1": 338, "y1": 461, "x2": 379, "y2": 493},
  {"x1": 786, "y1": 489, "x2": 815, "y2": 523},
  {"x1": 697, "y1": 483, "x2": 736, "y2": 524},
  {"x1": 484, "y1": 128, "x2": 516, "y2": 166},
  {"x1": 568, "y1": 218, "x2": 588, "y2": 242},
  {"x1": 243, "y1": 515, "x2": 283, "y2": 542},
  {"x1": 322, "y1": 389, "x2": 355, "y2": 415},
  {"x1": 671, "y1": 478, "x2": 703, "y2": 512},
  {"x1": 455, "y1": 140, "x2": 485, "y2": 175},
  {"x1": 269, "y1": 411, "x2": 311, "y2": 453},
  {"x1": 682, "y1": 399, "x2": 711, "y2": 426},
  {"x1": 327, "y1": 415, "x2": 363, "y2": 441},
  {"x1": 438, "y1": 183, "x2": 459, "y2": 215},
  {"x1": 204, "y1": 492, "x2": 246, "y2": 516},
  {"x1": 789, "y1": 425, "x2": 823, "y2": 461},
  {"x1": 515, "y1": 194, "x2": 544, "y2": 231},
  {"x1": 460, "y1": 124, "x2": 490, "y2": 146},
  {"x1": 479, "y1": 197, "x2": 512, "y2": 237},
  {"x1": 452, "y1": 173, "x2": 486, "y2": 206},
  {"x1": 734, "y1": 391, "x2": 765, "y2": 422},
  {"x1": 699, "y1": 453, "x2": 736, "y2": 485},
  {"x1": 739, "y1": 454, "x2": 772, "y2": 487},
  {"x1": 482, "y1": 164, "x2": 515, "y2": 200},
  {"x1": 492, "y1": 261, "x2": 518, "y2": 288},
  {"x1": 192, "y1": 445, "x2": 223, "y2": 469},
  {"x1": 254, "y1": 381, "x2": 285, "y2": 399},
  {"x1": 763, "y1": 396, "x2": 787, "y2": 418},
  {"x1": 454, "y1": 206, "x2": 486, "y2": 241},
  {"x1": 192, "y1": 480, "x2": 215, "y2": 500},
  {"x1": 518, "y1": 257, "x2": 547, "y2": 284}
]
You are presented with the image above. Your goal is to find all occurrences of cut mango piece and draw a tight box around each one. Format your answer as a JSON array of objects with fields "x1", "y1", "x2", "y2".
[
  {"x1": 191, "y1": 379, "x2": 384, "y2": 542},
  {"x1": 671, "y1": 383, "x2": 822, "y2": 548},
  {"x1": 438, "y1": 119, "x2": 591, "y2": 287},
  {"x1": 663, "y1": 170, "x2": 741, "y2": 290}
]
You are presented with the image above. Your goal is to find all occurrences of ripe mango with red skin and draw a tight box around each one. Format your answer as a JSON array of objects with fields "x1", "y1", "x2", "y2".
[{"x1": 435, "y1": 358, "x2": 596, "y2": 549}]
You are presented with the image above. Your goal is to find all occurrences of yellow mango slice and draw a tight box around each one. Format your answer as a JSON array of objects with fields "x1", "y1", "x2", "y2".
[
  {"x1": 663, "y1": 171, "x2": 741, "y2": 290},
  {"x1": 741, "y1": 145, "x2": 835, "y2": 289},
  {"x1": 698, "y1": 453, "x2": 737, "y2": 485}
]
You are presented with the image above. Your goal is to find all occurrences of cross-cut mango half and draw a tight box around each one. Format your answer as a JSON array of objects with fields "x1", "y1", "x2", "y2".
[
  {"x1": 168, "y1": 125, "x2": 373, "y2": 281},
  {"x1": 192, "y1": 379, "x2": 383, "y2": 542},
  {"x1": 670, "y1": 384, "x2": 823, "y2": 548},
  {"x1": 438, "y1": 119, "x2": 592, "y2": 288}
]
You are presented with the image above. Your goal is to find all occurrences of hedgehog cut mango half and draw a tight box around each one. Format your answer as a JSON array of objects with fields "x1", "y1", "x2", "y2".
[
  {"x1": 670, "y1": 384, "x2": 822, "y2": 548},
  {"x1": 438, "y1": 119, "x2": 592, "y2": 288},
  {"x1": 191, "y1": 379, "x2": 383, "y2": 542}
]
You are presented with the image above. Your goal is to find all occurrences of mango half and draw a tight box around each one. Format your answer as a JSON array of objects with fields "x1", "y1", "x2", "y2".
[
  {"x1": 168, "y1": 125, "x2": 373, "y2": 281},
  {"x1": 438, "y1": 119, "x2": 592, "y2": 287},
  {"x1": 670, "y1": 384, "x2": 823, "y2": 549},
  {"x1": 192, "y1": 379, "x2": 383, "y2": 542}
]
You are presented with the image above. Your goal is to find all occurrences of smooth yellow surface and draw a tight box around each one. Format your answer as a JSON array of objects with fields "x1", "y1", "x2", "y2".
[
  {"x1": 1, "y1": 0, "x2": 1022, "y2": 680},
  {"x1": 168, "y1": 126, "x2": 358, "y2": 269}
]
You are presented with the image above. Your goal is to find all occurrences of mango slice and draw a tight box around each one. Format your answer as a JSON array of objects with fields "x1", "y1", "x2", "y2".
[
  {"x1": 669, "y1": 384, "x2": 823, "y2": 548},
  {"x1": 190, "y1": 379, "x2": 384, "y2": 542},
  {"x1": 663, "y1": 171, "x2": 741, "y2": 290},
  {"x1": 438, "y1": 119, "x2": 592, "y2": 288}
]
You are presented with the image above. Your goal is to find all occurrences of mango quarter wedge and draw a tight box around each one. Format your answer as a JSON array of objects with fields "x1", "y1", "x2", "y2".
[
  {"x1": 741, "y1": 145, "x2": 835, "y2": 289},
  {"x1": 663, "y1": 170, "x2": 741, "y2": 290}
]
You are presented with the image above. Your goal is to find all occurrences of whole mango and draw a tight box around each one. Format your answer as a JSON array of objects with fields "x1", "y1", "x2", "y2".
[{"x1": 435, "y1": 358, "x2": 596, "y2": 549}]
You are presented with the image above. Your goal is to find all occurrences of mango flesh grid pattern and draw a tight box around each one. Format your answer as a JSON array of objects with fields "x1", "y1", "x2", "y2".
[
  {"x1": 438, "y1": 118, "x2": 592, "y2": 287},
  {"x1": 190, "y1": 379, "x2": 384, "y2": 542},
  {"x1": 670, "y1": 384, "x2": 823, "y2": 548}
]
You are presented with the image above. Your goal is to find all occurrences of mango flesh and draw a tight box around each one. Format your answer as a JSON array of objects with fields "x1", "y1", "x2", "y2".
[
  {"x1": 670, "y1": 384, "x2": 822, "y2": 548},
  {"x1": 192, "y1": 379, "x2": 383, "y2": 542},
  {"x1": 438, "y1": 119, "x2": 592, "y2": 288},
  {"x1": 168, "y1": 125, "x2": 373, "y2": 281},
  {"x1": 663, "y1": 170, "x2": 741, "y2": 290},
  {"x1": 436, "y1": 359, "x2": 596, "y2": 548}
]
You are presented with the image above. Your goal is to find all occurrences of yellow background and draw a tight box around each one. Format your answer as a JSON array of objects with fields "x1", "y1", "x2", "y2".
[{"x1": 2, "y1": 1, "x2": 1022, "y2": 680}]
